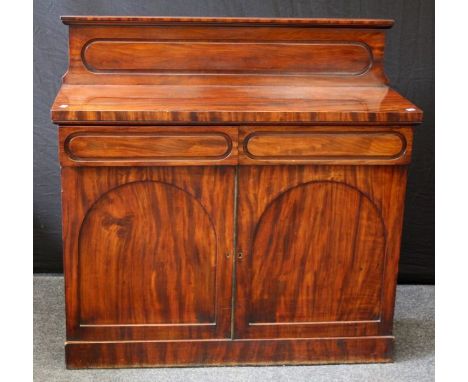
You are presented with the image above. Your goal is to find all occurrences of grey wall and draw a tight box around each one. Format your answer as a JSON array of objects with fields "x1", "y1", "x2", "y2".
[{"x1": 34, "y1": 0, "x2": 434, "y2": 283}]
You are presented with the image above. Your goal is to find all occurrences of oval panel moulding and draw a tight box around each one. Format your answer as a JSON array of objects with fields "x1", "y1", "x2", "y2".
[
  {"x1": 82, "y1": 39, "x2": 373, "y2": 76},
  {"x1": 64, "y1": 132, "x2": 233, "y2": 162},
  {"x1": 243, "y1": 131, "x2": 406, "y2": 161}
]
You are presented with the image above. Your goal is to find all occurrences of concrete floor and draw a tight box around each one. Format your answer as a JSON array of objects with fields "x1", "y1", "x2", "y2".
[{"x1": 33, "y1": 275, "x2": 434, "y2": 382}]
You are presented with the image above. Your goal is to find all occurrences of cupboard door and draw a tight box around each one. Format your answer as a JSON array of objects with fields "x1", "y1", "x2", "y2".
[
  {"x1": 235, "y1": 165, "x2": 407, "y2": 339},
  {"x1": 62, "y1": 166, "x2": 235, "y2": 341}
]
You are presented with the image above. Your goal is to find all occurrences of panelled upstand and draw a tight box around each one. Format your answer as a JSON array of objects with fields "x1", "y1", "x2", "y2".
[{"x1": 51, "y1": 16, "x2": 422, "y2": 368}]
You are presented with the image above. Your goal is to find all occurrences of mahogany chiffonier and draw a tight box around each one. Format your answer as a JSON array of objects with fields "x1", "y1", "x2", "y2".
[{"x1": 51, "y1": 16, "x2": 422, "y2": 368}]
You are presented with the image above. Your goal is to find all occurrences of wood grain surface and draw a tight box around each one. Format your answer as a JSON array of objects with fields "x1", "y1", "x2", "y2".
[
  {"x1": 67, "y1": 134, "x2": 229, "y2": 158},
  {"x1": 52, "y1": 16, "x2": 421, "y2": 367},
  {"x1": 60, "y1": 126, "x2": 412, "y2": 166},
  {"x1": 65, "y1": 337, "x2": 394, "y2": 368},
  {"x1": 83, "y1": 40, "x2": 372, "y2": 76},
  {"x1": 235, "y1": 165, "x2": 408, "y2": 339},
  {"x1": 59, "y1": 126, "x2": 237, "y2": 166},
  {"x1": 249, "y1": 182, "x2": 385, "y2": 323},
  {"x1": 79, "y1": 181, "x2": 217, "y2": 326},
  {"x1": 241, "y1": 126, "x2": 412, "y2": 164},
  {"x1": 61, "y1": 23, "x2": 389, "y2": 86},
  {"x1": 50, "y1": 15, "x2": 422, "y2": 124},
  {"x1": 245, "y1": 132, "x2": 402, "y2": 157},
  {"x1": 61, "y1": 166, "x2": 235, "y2": 341},
  {"x1": 52, "y1": 85, "x2": 422, "y2": 124}
]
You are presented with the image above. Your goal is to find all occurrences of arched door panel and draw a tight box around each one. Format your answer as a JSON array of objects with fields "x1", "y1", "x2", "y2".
[
  {"x1": 61, "y1": 166, "x2": 235, "y2": 341},
  {"x1": 79, "y1": 181, "x2": 217, "y2": 326},
  {"x1": 235, "y1": 165, "x2": 406, "y2": 339}
]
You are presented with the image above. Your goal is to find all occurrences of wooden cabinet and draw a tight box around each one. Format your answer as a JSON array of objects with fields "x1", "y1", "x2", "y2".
[{"x1": 51, "y1": 16, "x2": 422, "y2": 368}]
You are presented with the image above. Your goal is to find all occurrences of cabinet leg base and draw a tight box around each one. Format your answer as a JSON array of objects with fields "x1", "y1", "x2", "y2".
[{"x1": 65, "y1": 336, "x2": 394, "y2": 368}]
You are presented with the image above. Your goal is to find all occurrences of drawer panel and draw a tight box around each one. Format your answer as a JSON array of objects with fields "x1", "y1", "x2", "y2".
[
  {"x1": 68, "y1": 134, "x2": 230, "y2": 159},
  {"x1": 240, "y1": 126, "x2": 412, "y2": 165},
  {"x1": 60, "y1": 126, "x2": 237, "y2": 166}
]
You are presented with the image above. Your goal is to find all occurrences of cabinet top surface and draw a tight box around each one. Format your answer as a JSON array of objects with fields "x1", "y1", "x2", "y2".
[
  {"x1": 51, "y1": 84, "x2": 422, "y2": 124},
  {"x1": 61, "y1": 16, "x2": 394, "y2": 28},
  {"x1": 52, "y1": 15, "x2": 421, "y2": 125}
]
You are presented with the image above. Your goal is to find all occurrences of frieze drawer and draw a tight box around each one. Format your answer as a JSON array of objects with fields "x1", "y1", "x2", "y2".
[
  {"x1": 59, "y1": 126, "x2": 238, "y2": 166},
  {"x1": 239, "y1": 126, "x2": 413, "y2": 165}
]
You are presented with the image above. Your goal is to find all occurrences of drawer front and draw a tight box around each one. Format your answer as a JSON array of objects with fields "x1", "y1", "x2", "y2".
[
  {"x1": 59, "y1": 126, "x2": 237, "y2": 166},
  {"x1": 240, "y1": 126, "x2": 412, "y2": 165}
]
